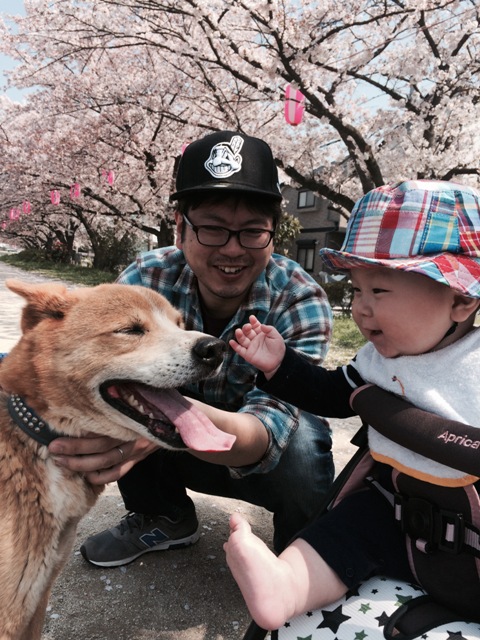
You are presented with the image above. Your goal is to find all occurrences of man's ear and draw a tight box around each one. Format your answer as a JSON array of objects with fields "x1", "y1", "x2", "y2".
[
  {"x1": 451, "y1": 294, "x2": 480, "y2": 322},
  {"x1": 174, "y1": 210, "x2": 183, "y2": 249}
]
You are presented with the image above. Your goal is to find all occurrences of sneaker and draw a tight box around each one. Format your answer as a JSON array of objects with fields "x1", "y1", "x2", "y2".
[{"x1": 80, "y1": 511, "x2": 200, "y2": 567}]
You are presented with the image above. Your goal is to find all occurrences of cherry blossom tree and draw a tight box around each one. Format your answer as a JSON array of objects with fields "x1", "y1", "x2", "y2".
[
  {"x1": 0, "y1": 46, "x2": 191, "y2": 258},
  {"x1": 0, "y1": 0, "x2": 478, "y2": 252}
]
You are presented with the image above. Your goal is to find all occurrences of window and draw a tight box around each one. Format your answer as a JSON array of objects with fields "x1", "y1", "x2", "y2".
[
  {"x1": 296, "y1": 240, "x2": 317, "y2": 272},
  {"x1": 297, "y1": 190, "x2": 315, "y2": 209}
]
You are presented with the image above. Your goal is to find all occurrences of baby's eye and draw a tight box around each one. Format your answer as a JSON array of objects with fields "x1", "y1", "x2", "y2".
[{"x1": 372, "y1": 288, "x2": 389, "y2": 294}]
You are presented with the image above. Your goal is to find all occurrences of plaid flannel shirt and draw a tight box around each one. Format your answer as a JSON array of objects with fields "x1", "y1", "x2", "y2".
[{"x1": 117, "y1": 247, "x2": 332, "y2": 476}]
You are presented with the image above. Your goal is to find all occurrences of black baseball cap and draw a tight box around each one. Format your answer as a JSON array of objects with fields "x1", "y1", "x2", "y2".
[{"x1": 170, "y1": 131, "x2": 282, "y2": 202}]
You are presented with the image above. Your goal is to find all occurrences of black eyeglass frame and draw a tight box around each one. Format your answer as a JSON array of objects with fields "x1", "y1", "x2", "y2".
[{"x1": 182, "y1": 212, "x2": 276, "y2": 249}]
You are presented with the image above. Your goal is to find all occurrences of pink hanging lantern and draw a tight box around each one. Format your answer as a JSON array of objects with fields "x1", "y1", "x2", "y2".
[
  {"x1": 9, "y1": 208, "x2": 20, "y2": 220},
  {"x1": 22, "y1": 200, "x2": 31, "y2": 214},
  {"x1": 102, "y1": 169, "x2": 115, "y2": 185},
  {"x1": 1, "y1": 221, "x2": 6, "y2": 230},
  {"x1": 284, "y1": 84, "x2": 305, "y2": 126},
  {"x1": 70, "y1": 183, "x2": 81, "y2": 199},
  {"x1": 50, "y1": 190, "x2": 61, "y2": 205}
]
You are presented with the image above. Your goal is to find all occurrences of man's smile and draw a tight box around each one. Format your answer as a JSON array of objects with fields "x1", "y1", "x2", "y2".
[{"x1": 215, "y1": 265, "x2": 248, "y2": 275}]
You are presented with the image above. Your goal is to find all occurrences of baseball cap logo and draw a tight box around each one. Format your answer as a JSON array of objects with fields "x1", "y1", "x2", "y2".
[{"x1": 204, "y1": 135, "x2": 244, "y2": 179}]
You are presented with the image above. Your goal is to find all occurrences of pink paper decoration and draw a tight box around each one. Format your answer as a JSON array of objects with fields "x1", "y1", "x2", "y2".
[
  {"x1": 284, "y1": 84, "x2": 305, "y2": 126},
  {"x1": 70, "y1": 183, "x2": 81, "y2": 198},
  {"x1": 22, "y1": 200, "x2": 31, "y2": 214},
  {"x1": 9, "y1": 208, "x2": 20, "y2": 220},
  {"x1": 50, "y1": 190, "x2": 61, "y2": 205},
  {"x1": 1, "y1": 221, "x2": 6, "y2": 230},
  {"x1": 102, "y1": 170, "x2": 115, "y2": 185}
]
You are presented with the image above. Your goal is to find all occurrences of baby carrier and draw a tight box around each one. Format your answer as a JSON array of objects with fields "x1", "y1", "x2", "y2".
[
  {"x1": 336, "y1": 426, "x2": 480, "y2": 633},
  {"x1": 242, "y1": 424, "x2": 480, "y2": 640}
]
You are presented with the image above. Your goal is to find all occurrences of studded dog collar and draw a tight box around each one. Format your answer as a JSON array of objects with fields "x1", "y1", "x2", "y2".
[{"x1": 8, "y1": 394, "x2": 61, "y2": 446}]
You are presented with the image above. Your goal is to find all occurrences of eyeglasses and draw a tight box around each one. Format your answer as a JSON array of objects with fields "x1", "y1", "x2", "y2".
[{"x1": 182, "y1": 213, "x2": 275, "y2": 249}]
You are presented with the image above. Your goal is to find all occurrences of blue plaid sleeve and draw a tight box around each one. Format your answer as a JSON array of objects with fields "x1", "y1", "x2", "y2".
[{"x1": 228, "y1": 255, "x2": 333, "y2": 476}]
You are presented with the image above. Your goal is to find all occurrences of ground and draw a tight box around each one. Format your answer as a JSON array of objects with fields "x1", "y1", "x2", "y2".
[{"x1": 40, "y1": 417, "x2": 360, "y2": 640}]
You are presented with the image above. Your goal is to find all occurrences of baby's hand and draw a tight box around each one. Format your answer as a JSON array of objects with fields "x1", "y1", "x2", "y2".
[{"x1": 229, "y1": 315, "x2": 285, "y2": 379}]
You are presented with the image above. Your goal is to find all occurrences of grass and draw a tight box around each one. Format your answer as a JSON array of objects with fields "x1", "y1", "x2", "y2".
[
  {"x1": 324, "y1": 314, "x2": 366, "y2": 368},
  {"x1": 0, "y1": 253, "x2": 116, "y2": 286},
  {"x1": 1, "y1": 253, "x2": 363, "y2": 362}
]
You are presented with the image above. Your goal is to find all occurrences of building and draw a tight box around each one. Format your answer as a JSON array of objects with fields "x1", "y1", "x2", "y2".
[{"x1": 281, "y1": 185, "x2": 346, "y2": 284}]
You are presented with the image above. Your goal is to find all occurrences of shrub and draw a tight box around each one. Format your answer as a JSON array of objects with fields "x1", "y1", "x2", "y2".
[
  {"x1": 322, "y1": 280, "x2": 353, "y2": 315},
  {"x1": 92, "y1": 227, "x2": 140, "y2": 273}
]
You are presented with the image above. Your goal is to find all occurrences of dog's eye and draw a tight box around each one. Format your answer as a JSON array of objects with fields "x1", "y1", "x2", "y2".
[{"x1": 115, "y1": 324, "x2": 145, "y2": 335}]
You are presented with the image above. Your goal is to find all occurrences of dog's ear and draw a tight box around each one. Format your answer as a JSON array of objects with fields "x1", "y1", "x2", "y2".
[{"x1": 6, "y1": 279, "x2": 75, "y2": 331}]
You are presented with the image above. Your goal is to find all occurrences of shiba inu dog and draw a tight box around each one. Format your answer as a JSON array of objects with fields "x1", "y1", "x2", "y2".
[{"x1": 0, "y1": 280, "x2": 234, "y2": 640}]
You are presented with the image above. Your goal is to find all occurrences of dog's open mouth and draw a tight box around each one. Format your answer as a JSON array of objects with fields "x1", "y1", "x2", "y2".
[{"x1": 100, "y1": 382, "x2": 236, "y2": 452}]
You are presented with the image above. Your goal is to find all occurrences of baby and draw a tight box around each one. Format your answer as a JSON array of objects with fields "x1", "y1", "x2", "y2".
[{"x1": 225, "y1": 180, "x2": 480, "y2": 630}]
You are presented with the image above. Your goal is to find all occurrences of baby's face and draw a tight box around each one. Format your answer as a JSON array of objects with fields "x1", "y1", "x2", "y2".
[{"x1": 350, "y1": 267, "x2": 458, "y2": 358}]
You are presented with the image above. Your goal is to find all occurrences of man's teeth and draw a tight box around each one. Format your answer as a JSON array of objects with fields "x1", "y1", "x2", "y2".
[{"x1": 219, "y1": 266, "x2": 242, "y2": 274}]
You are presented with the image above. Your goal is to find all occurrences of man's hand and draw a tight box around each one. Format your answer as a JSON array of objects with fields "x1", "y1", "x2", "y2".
[{"x1": 48, "y1": 435, "x2": 160, "y2": 485}]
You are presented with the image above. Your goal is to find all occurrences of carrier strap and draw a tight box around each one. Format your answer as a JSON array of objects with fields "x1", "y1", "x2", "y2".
[
  {"x1": 383, "y1": 594, "x2": 472, "y2": 640},
  {"x1": 366, "y1": 476, "x2": 480, "y2": 557}
]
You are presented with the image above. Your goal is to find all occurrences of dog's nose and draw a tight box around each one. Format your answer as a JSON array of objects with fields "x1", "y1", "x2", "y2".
[{"x1": 193, "y1": 337, "x2": 226, "y2": 367}]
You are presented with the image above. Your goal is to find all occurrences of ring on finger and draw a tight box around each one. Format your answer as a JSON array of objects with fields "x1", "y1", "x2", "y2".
[{"x1": 116, "y1": 446, "x2": 125, "y2": 461}]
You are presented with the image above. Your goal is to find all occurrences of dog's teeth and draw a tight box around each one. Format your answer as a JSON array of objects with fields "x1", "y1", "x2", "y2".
[
  {"x1": 128, "y1": 396, "x2": 145, "y2": 414},
  {"x1": 119, "y1": 390, "x2": 148, "y2": 415},
  {"x1": 148, "y1": 412, "x2": 154, "y2": 419}
]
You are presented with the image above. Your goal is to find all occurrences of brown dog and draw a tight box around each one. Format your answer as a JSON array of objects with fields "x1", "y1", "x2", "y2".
[{"x1": 0, "y1": 279, "x2": 234, "y2": 640}]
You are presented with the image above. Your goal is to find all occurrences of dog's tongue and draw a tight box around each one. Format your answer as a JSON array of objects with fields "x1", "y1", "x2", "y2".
[{"x1": 138, "y1": 387, "x2": 236, "y2": 452}]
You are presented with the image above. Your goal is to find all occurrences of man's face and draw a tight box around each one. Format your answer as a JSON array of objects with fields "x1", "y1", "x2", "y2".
[{"x1": 175, "y1": 196, "x2": 275, "y2": 317}]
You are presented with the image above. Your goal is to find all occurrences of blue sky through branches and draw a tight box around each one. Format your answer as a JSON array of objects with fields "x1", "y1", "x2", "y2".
[{"x1": 1, "y1": 0, "x2": 26, "y2": 101}]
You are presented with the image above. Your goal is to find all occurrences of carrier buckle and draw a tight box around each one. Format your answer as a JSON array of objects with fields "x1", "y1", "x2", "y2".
[
  {"x1": 396, "y1": 495, "x2": 436, "y2": 547},
  {"x1": 438, "y1": 509, "x2": 464, "y2": 554},
  {"x1": 394, "y1": 494, "x2": 464, "y2": 554}
]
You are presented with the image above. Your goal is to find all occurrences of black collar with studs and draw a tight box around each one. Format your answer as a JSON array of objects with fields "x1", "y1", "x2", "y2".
[{"x1": 8, "y1": 394, "x2": 61, "y2": 446}]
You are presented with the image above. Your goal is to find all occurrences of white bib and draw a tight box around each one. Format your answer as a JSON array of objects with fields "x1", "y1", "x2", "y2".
[{"x1": 354, "y1": 329, "x2": 480, "y2": 486}]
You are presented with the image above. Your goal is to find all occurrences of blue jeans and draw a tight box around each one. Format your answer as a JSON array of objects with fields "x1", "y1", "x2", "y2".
[{"x1": 118, "y1": 411, "x2": 333, "y2": 552}]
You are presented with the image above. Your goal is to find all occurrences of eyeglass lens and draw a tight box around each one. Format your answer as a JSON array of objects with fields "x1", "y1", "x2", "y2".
[{"x1": 196, "y1": 226, "x2": 272, "y2": 248}]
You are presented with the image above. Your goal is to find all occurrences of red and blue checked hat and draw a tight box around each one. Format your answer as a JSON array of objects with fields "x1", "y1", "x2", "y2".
[{"x1": 320, "y1": 180, "x2": 480, "y2": 298}]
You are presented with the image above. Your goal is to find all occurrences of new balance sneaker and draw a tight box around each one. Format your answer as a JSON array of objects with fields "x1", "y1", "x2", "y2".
[{"x1": 80, "y1": 511, "x2": 200, "y2": 567}]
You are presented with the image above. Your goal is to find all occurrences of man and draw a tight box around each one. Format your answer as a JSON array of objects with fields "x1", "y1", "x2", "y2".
[{"x1": 49, "y1": 130, "x2": 334, "y2": 563}]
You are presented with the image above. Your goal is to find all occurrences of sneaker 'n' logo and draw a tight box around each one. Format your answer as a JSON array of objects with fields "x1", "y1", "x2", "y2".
[
  {"x1": 140, "y1": 528, "x2": 169, "y2": 548},
  {"x1": 204, "y1": 135, "x2": 244, "y2": 179}
]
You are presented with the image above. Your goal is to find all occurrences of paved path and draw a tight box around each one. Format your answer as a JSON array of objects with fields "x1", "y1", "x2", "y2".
[
  {"x1": 0, "y1": 263, "x2": 72, "y2": 351},
  {"x1": 0, "y1": 261, "x2": 361, "y2": 640}
]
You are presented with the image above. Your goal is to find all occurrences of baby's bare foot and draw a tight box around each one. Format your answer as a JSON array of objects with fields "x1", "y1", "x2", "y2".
[{"x1": 224, "y1": 513, "x2": 294, "y2": 630}]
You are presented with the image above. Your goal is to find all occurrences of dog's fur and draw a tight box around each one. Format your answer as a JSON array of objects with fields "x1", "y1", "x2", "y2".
[{"x1": 0, "y1": 279, "x2": 229, "y2": 640}]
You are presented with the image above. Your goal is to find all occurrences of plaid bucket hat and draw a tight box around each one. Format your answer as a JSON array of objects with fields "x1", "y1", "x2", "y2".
[{"x1": 319, "y1": 180, "x2": 480, "y2": 298}]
